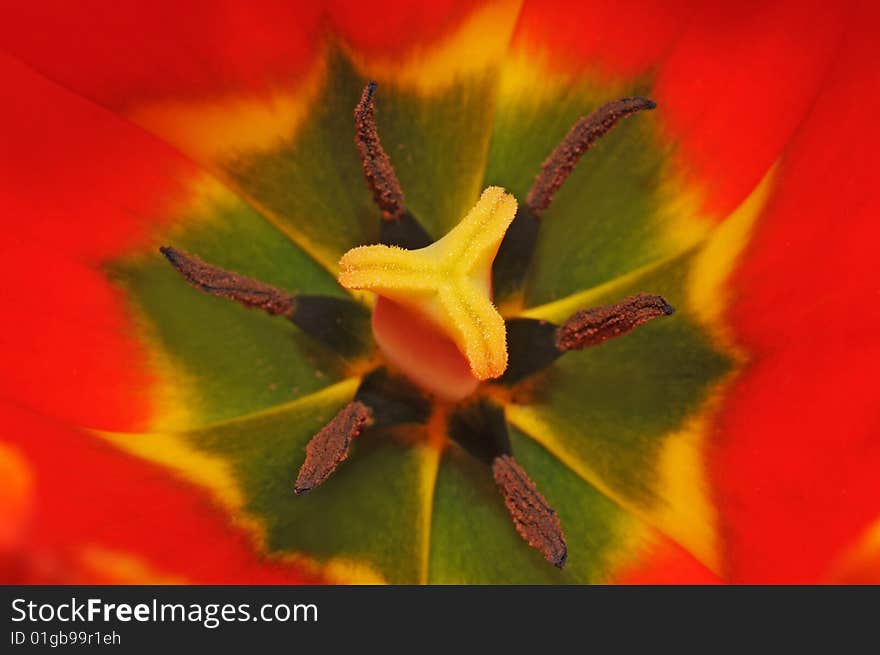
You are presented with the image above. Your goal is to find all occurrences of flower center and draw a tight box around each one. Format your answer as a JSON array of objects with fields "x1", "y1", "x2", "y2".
[{"x1": 158, "y1": 80, "x2": 668, "y2": 569}]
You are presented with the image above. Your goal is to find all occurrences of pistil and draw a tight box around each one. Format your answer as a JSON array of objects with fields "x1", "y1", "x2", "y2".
[{"x1": 338, "y1": 186, "x2": 517, "y2": 383}]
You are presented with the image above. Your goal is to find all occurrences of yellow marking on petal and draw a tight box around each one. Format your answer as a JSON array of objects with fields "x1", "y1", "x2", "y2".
[
  {"x1": 159, "y1": 174, "x2": 238, "y2": 232},
  {"x1": 653, "y1": 411, "x2": 724, "y2": 573},
  {"x1": 128, "y1": 59, "x2": 325, "y2": 163},
  {"x1": 347, "y1": 0, "x2": 522, "y2": 95},
  {"x1": 278, "y1": 552, "x2": 388, "y2": 585},
  {"x1": 319, "y1": 558, "x2": 388, "y2": 585},
  {"x1": 0, "y1": 442, "x2": 33, "y2": 550},
  {"x1": 655, "y1": 172, "x2": 714, "y2": 254},
  {"x1": 498, "y1": 50, "x2": 633, "y2": 111},
  {"x1": 687, "y1": 165, "x2": 777, "y2": 351},
  {"x1": 416, "y1": 443, "x2": 442, "y2": 585},
  {"x1": 505, "y1": 179, "x2": 708, "y2": 319},
  {"x1": 94, "y1": 427, "x2": 246, "y2": 512},
  {"x1": 853, "y1": 519, "x2": 880, "y2": 562},
  {"x1": 339, "y1": 187, "x2": 517, "y2": 380},
  {"x1": 828, "y1": 516, "x2": 880, "y2": 583},
  {"x1": 599, "y1": 519, "x2": 657, "y2": 584},
  {"x1": 506, "y1": 407, "x2": 646, "y2": 515},
  {"x1": 417, "y1": 411, "x2": 448, "y2": 584},
  {"x1": 78, "y1": 546, "x2": 187, "y2": 584}
]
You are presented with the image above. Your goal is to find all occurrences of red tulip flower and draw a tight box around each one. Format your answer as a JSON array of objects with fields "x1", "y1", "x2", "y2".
[{"x1": 1, "y1": 0, "x2": 878, "y2": 584}]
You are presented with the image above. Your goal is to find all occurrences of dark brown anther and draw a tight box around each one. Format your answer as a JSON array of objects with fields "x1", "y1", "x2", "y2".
[
  {"x1": 526, "y1": 96, "x2": 656, "y2": 217},
  {"x1": 160, "y1": 246, "x2": 295, "y2": 316},
  {"x1": 492, "y1": 454, "x2": 567, "y2": 568},
  {"x1": 355, "y1": 81, "x2": 406, "y2": 222},
  {"x1": 294, "y1": 401, "x2": 374, "y2": 495},
  {"x1": 556, "y1": 293, "x2": 674, "y2": 351}
]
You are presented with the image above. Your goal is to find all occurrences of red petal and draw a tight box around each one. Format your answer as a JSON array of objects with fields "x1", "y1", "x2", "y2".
[
  {"x1": 328, "y1": 0, "x2": 487, "y2": 57},
  {"x1": 0, "y1": 54, "x2": 207, "y2": 428},
  {"x1": 0, "y1": 1, "x2": 322, "y2": 106},
  {"x1": 0, "y1": 402, "x2": 317, "y2": 583},
  {"x1": 714, "y1": 8, "x2": 880, "y2": 582},
  {"x1": 655, "y1": 0, "x2": 849, "y2": 218},
  {"x1": 1, "y1": 1, "x2": 496, "y2": 112},
  {"x1": 0, "y1": 245, "x2": 155, "y2": 430},
  {"x1": 511, "y1": 0, "x2": 688, "y2": 79},
  {"x1": 0, "y1": 54, "x2": 193, "y2": 260}
]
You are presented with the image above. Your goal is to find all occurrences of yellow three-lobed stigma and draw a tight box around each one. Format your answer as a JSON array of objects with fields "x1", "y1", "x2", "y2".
[{"x1": 338, "y1": 186, "x2": 517, "y2": 380}]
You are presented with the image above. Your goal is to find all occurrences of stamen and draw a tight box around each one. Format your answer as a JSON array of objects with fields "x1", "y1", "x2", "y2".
[
  {"x1": 492, "y1": 454, "x2": 567, "y2": 568},
  {"x1": 526, "y1": 96, "x2": 656, "y2": 217},
  {"x1": 161, "y1": 246, "x2": 373, "y2": 356},
  {"x1": 354, "y1": 81, "x2": 406, "y2": 222},
  {"x1": 354, "y1": 82, "x2": 432, "y2": 249},
  {"x1": 160, "y1": 246, "x2": 294, "y2": 316},
  {"x1": 501, "y1": 294, "x2": 674, "y2": 384},
  {"x1": 294, "y1": 370, "x2": 429, "y2": 495},
  {"x1": 555, "y1": 293, "x2": 674, "y2": 351},
  {"x1": 446, "y1": 401, "x2": 564, "y2": 567},
  {"x1": 294, "y1": 401, "x2": 373, "y2": 495}
]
